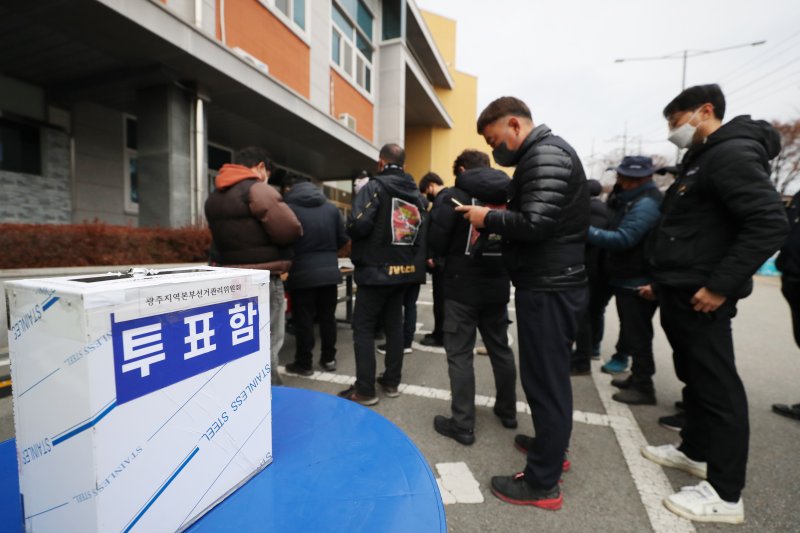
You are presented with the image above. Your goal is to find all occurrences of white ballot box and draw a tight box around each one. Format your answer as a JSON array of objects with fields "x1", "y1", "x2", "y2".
[{"x1": 5, "y1": 266, "x2": 272, "y2": 532}]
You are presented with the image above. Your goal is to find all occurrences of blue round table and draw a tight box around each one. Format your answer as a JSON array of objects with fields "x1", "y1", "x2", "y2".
[{"x1": 0, "y1": 387, "x2": 446, "y2": 532}]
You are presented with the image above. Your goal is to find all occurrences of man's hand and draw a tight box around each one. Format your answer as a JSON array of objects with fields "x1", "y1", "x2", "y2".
[
  {"x1": 455, "y1": 205, "x2": 490, "y2": 229},
  {"x1": 638, "y1": 284, "x2": 656, "y2": 301},
  {"x1": 691, "y1": 287, "x2": 726, "y2": 313}
]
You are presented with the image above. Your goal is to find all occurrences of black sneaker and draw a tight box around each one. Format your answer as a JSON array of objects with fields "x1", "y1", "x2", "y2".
[
  {"x1": 658, "y1": 411, "x2": 686, "y2": 431},
  {"x1": 376, "y1": 344, "x2": 412, "y2": 355},
  {"x1": 490, "y1": 472, "x2": 562, "y2": 509},
  {"x1": 420, "y1": 334, "x2": 443, "y2": 347},
  {"x1": 376, "y1": 374, "x2": 400, "y2": 398},
  {"x1": 320, "y1": 360, "x2": 337, "y2": 372},
  {"x1": 569, "y1": 362, "x2": 591, "y2": 376},
  {"x1": 493, "y1": 406, "x2": 518, "y2": 429},
  {"x1": 337, "y1": 385, "x2": 379, "y2": 406},
  {"x1": 612, "y1": 387, "x2": 656, "y2": 405},
  {"x1": 611, "y1": 374, "x2": 634, "y2": 389},
  {"x1": 772, "y1": 403, "x2": 800, "y2": 421},
  {"x1": 284, "y1": 362, "x2": 313, "y2": 377},
  {"x1": 433, "y1": 415, "x2": 475, "y2": 445},
  {"x1": 514, "y1": 435, "x2": 571, "y2": 472}
]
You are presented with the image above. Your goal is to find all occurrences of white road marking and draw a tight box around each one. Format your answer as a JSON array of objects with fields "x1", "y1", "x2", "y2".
[
  {"x1": 435, "y1": 462, "x2": 484, "y2": 504},
  {"x1": 279, "y1": 366, "x2": 615, "y2": 428},
  {"x1": 591, "y1": 363, "x2": 695, "y2": 533}
]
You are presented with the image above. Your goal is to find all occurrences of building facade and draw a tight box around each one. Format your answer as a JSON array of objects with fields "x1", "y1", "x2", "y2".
[{"x1": 0, "y1": 0, "x2": 483, "y2": 228}]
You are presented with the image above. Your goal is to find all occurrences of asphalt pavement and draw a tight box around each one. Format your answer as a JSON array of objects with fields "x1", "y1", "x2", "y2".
[{"x1": 1, "y1": 276, "x2": 798, "y2": 532}]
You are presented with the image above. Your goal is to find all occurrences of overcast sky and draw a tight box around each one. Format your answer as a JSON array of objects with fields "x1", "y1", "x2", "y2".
[{"x1": 415, "y1": 0, "x2": 800, "y2": 178}]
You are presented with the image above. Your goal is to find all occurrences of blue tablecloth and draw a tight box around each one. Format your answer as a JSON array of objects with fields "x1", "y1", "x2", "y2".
[{"x1": 0, "y1": 387, "x2": 446, "y2": 532}]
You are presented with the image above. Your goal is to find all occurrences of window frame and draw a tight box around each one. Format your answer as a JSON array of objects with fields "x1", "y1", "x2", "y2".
[
  {"x1": 123, "y1": 114, "x2": 138, "y2": 215},
  {"x1": 207, "y1": 142, "x2": 234, "y2": 195},
  {"x1": 330, "y1": 0, "x2": 375, "y2": 99},
  {"x1": 257, "y1": 0, "x2": 309, "y2": 42}
]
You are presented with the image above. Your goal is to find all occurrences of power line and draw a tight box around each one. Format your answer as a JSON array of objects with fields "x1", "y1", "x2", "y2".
[
  {"x1": 726, "y1": 54, "x2": 800, "y2": 96},
  {"x1": 731, "y1": 68, "x2": 800, "y2": 103},
  {"x1": 717, "y1": 29, "x2": 800, "y2": 85}
]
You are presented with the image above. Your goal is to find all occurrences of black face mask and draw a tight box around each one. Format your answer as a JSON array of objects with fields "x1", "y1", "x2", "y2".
[
  {"x1": 426, "y1": 193, "x2": 435, "y2": 202},
  {"x1": 492, "y1": 142, "x2": 519, "y2": 167}
]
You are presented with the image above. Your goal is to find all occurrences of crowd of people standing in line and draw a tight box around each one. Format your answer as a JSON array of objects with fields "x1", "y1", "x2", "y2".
[{"x1": 204, "y1": 83, "x2": 799, "y2": 524}]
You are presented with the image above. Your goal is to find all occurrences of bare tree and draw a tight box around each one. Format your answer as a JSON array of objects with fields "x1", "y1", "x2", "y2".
[{"x1": 771, "y1": 118, "x2": 800, "y2": 195}]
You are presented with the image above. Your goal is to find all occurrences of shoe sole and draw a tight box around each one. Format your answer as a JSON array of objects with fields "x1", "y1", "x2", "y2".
[
  {"x1": 490, "y1": 488, "x2": 563, "y2": 510},
  {"x1": 434, "y1": 421, "x2": 475, "y2": 445},
  {"x1": 662, "y1": 498, "x2": 744, "y2": 524},
  {"x1": 285, "y1": 367, "x2": 313, "y2": 377},
  {"x1": 641, "y1": 448, "x2": 706, "y2": 479},
  {"x1": 513, "y1": 443, "x2": 571, "y2": 472},
  {"x1": 601, "y1": 367, "x2": 628, "y2": 374},
  {"x1": 659, "y1": 422, "x2": 682, "y2": 432},
  {"x1": 382, "y1": 389, "x2": 400, "y2": 398}
]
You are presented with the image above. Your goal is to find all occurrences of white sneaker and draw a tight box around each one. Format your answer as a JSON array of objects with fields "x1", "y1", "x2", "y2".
[
  {"x1": 664, "y1": 481, "x2": 744, "y2": 524},
  {"x1": 376, "y1": 345, "x2": 412, "y2": 355},
  {"x1": 641, "y1": 444, "x2": 707, "y2": 479}
]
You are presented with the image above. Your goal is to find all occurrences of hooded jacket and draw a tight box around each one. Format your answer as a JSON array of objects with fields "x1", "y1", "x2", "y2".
[
  {"x1": 483, "y1": 124, "x2": 590, "y2": 290},
  {"x1": 428, "y1": 167, "x2": 511, "y2": 306},
  {"x1": 646, "y1": 115, "x2": 789, "y2": 297},
  {"x1": 284, "y1": 181, "x2": 349, "y2": 290},
  {"x1": 347, "y1": 166, "x2": 428, "y2": 286},
  {"x1": 204, "y1": 164, "x2": 302, "y2": 274}
]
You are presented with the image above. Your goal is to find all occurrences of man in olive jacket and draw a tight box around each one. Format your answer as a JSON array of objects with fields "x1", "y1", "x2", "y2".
[
  {"x1": 640, "y1": 84, "x2": 788, "y2": 524},
  {"x1": 458, "y1": 97, "x2": 589, "y2": 510},
  {"x1": 205, "y1": 147, "x2": 303, "y2": 386}
]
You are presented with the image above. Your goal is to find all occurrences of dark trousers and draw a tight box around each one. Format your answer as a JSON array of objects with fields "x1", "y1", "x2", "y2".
[
  {"x1": 403, "y1": 284, "x2": 421, "y2": 348},
  {"x1": 781, "y1": 277, "x2": 800, "y2": 348},
  {"x1": 291, "y1": 285, "x2": 338, "y2": 370},
  {"x1": 658, "y1": 286, "x2": 748, "y2": 502},
  {"x1": 573, "y1": 280, "x2": 613, "y2": 368},
  {"x1": 431, "y1": 269, "x2": 445, "y2": 340},
  {"x1": 353, "y1": 285, "x2": 406, "y2": 396},
  {"x1": 615, "y1": 288, "x2": 658, "y2": 383},
  {"x1": 442, "y1": 299, "x2": 517, "y2": 430},
  {"x1": 516, "y1": 287, "x2": 587, "y2": 489}
]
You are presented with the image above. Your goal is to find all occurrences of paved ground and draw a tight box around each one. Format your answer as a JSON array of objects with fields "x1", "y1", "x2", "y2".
[{"x1": 1, "y1": 276, "x2": 799, "y2": 532}]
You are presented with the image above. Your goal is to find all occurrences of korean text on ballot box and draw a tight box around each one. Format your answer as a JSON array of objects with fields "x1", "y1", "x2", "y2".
[{"x1": 6, "y1": 267, "x2": 272, "y2": 532}]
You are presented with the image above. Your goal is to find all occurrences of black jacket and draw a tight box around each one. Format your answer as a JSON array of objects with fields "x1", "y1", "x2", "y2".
[
  {"x1": 484, "y1": 124, "x2": 590, "y2": 289},
  {"x1": 776, "y1": 191, "x2": 800, "y2": 279},
  {"x1": 586, "y1": 181, "x2": 610, "y2": 283},
  {"x1": 428, "y1": 167, "x2": 511, "y2": 306},
  {"x1": 347, "y1": 166, "x2": 428, "y2": 286},
  {"x1": 647, "y1": 115, "x2": 789, "y2": 298},
  {"x1": 284, "y1": 181, "x2": 349, "y2": 290}
]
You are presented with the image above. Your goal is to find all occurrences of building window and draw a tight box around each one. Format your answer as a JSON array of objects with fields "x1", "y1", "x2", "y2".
[
  {"x1": 0, "y1": 118, "x2": 41, "y2": 175},
  {"x1": 207, "y1": 143, "x2": 233, "y2": 193},
  {"x1": 331, "y1": 0, "x2": 374, "y2": 94},
  {"x1": 382, "y1": 0, "x2": 403, "y2": 40},
  {"x1": 264, "y1": 0, "x2": 306, "y2": 31},
  {"x1": 124, "y1": 116, "x2": 138, "y2": 214}
]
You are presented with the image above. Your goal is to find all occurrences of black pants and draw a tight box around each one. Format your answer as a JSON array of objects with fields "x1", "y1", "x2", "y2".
[
  {"x1": 353, "y1": 285, "x2": 406, "y2": 396},
  {"x1": 516, "y1": 287, "x2": 587, "y2": 489},
  {"x1": 573, "y1": 280, "x2": 613, "y2": 368},
  {"x1": 615, "y1": 288, "x2": 658, "y2": 383},
  {"x1": 291, "y1": 285, "x2": 338, "y2": 370},
  {"x1": 403, "y1": 284, "x2": 421, "y2": 348},
  {"x1": 442, "y1": 299, "x2": 517, "y2": 430},
  {"x1": 781, "y1": 277, "x2": 800, "y2": 348},
  {"x1": 431, "y1": 269, "x2": 445, "y2": 340},
  {"x1": 659, "y1": 286, "x2": 748, "y2": 502}
]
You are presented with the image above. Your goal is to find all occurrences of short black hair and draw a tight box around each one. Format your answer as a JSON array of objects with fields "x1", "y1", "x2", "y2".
[
  {"x1": 453, "y1": 150, "x2": 490, "y2": 176},
  {"x1": 285, "y1": 174, "x2": 311, "y2": 189},
  {"x1": 418, "y1": 172, "x2": 443, "y2": 193},
  {"x1": 477, "y1": 96, "x2": 532, "y2": 134},
  {"x1": 235, "y1": 146, "x2": 275, "y2": 171},
  {"x1": 663, "y1": 84, "x2": 726, "y2": 120},
  {"x1": 379, "y1": 143, "x2": 405, "y2": 166}
]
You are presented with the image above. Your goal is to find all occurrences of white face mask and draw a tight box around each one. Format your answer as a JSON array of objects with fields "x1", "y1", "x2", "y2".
[{"x1": 667, "y1": 109, "x2": 702, "y2": 149}]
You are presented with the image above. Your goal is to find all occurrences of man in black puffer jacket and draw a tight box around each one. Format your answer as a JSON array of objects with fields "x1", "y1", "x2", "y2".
[
  {"x1": 283, "y1": 177, "x2": 349, "y2": 376},
  {"x1": 458, "y1": 97, "x2": 589, "y2": 510},
  {"x1": 428, "y1": 149, "x2": 517, "y2": 446},
  {"x1": 338, "y1": 144, "x2": 427, "y2": 406},
  {"x1": 640, "y1": 84, "x2": 788, "y2": 524}
]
